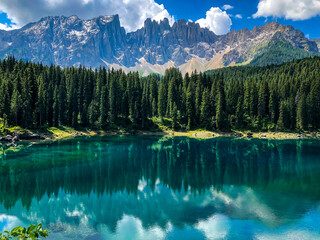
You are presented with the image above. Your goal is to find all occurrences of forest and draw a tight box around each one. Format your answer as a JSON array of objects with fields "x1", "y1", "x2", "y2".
[{"x1": 0, "y1": 56, "x2": 320, "y2": 132}]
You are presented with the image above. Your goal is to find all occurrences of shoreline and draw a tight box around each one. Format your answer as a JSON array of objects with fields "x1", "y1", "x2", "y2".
[
  {"x1": 35, "y1": 128, "x2": 320, "y2": 141},
  {"x1": 1, "y1": 126, "x2": 320, "y2": 142}
]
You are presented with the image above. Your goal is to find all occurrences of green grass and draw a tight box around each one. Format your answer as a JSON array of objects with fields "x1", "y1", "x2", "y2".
[
  {"x1": 47, "y1": 126, "x2": 78, "y2": 138},
  {"x1": 150, "y1": 117, "x2": 173, "y2": 131},
  {"x1": 0, "y1": 118, "x2": 30, "y2": 136}
]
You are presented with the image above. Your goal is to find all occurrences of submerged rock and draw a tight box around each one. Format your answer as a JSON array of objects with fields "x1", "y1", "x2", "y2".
[{"x1": 19, "y1": 132, "x2": 45, "y2": 140}]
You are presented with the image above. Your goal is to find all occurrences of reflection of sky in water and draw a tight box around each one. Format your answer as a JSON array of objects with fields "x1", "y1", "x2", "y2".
[{"x1": 1, "y1": 179, "x2": 320, "y2": 240}]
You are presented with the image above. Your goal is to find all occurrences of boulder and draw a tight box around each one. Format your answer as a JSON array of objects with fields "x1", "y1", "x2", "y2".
[
  {"x1": 233, "y1": 132, "x2": 243, "y2": 137},
  {"x1": 0, "y1": 135, "x2": 14, "y2": 142},
  {"x1": 12, "y1": 136, "x2": 20, "y2": 142},
  {"x1": 247, "y1": 132, "x2": 253, "y2": 137},
  {"x1": 17, "y1": 132, "x2": 45, "y2": 140}
]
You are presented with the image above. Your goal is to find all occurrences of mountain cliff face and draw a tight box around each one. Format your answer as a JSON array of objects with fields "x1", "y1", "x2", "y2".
[
  {"x1": 313, "y1": 38, "x2": 320, "y2": 49},
  {"x1": 0, "y1": 15, "x2": 317, "y2": 75}
]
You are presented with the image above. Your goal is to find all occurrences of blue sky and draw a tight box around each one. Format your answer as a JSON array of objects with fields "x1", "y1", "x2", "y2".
[
  {"x1": 156, "y1": 0, "x2": 320, "y2": 39},
  {"x1": 0, "y1": 0, "x2": 319, "y2": 38}
]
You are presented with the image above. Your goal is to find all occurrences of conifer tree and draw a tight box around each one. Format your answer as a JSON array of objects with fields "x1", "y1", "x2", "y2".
[
  {"x1": 235, "y1": 94, "x2": 244, "y2": 128},
  {"x1": 215, "y1": 79, "x2": 227, "y2": 130},
  {"x1": 99, "y1": 85, "x2": 108, "y2": 127},
  {"x1": 258, "y1": 80, "x2": 269, "y2": 119},
  {"x1": 297, "y1": 94, "x2": 308, "y2": 130},
  {"x1": 172, "y1": 103, "x2": 178, "y2": 130},
  {"x1": 200, "y1": 88, "x2": 210, "y2": 128},
  {"x1": 10, "y1": 87, "x2": 22, "y2": 126},
  {"x1": 37, "y1": 75, "x2": 46, "y2": 126},
  {"x1": 186, "y1": 82, "x2": 194, "y2": 130},
  {"x1": 158, "y1": 81, "x2": 166, "y2": 118}
]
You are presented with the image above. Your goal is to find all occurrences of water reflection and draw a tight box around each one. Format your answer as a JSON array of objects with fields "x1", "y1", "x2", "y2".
[{"x1": 0, "y1": 136, "x2": 320, "y2": 239}]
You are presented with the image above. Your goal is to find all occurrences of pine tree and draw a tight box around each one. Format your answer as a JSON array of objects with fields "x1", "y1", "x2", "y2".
[
  {"x1": 109, "y1": 77, "x2": 117, "y2": 127},
  {"x1": 0, "y1": 79, "x2": 11, "y2": 120},
  {"x1": 216, "y1": 92, "x2": 227, "y2": 130},
  {"x1": 172, "y1": 103, "x2": 178, "y2": 130},
  {"x1": 194, "y1": 76, "x2": 202, "y2": 125},
  {"x1": 10, "y1": 87, "x2": 22, "y2": 126},
  {"x1": 215, "y1": 79, "x2": 228, "y2": 130},
  {"x1": 21, "y1": 73, "x2": 33, "y2": 126},
  {"x1": 37, "y1": 75, "x2": 46, "y2": 126},
  {"x1": 53, "y1": 86, "x2": 59, "y2": 127},
  {"x1": 200, "y1": 88, "x2": 210, "y2": 128},
  {"x1": 269, "y1": 87, "x2": 278, "y2": 123},
  {"x1": 186, "y1": 82, "x2": 194, "y2": 130},
  {"x1": 309, "y1": 79, "x2": 320, "y2": 128},
  {"x1": 99, "y1": 85, "x2": 108, "y2": 127},
  {"x1": 297, "y1": 94, "x2": 308, "y2": 130},
  {"x1": 141, "y1": 85, "x2": 148, "y2": 129},
  {"x1": 258, "y1": 80, "x2": 269, "y2": 119},
  {"x1": 278, "y1": 100, "x2": 290, "y2": 129},
  {"x1": 88, "y1": 100, "x2": 99, "y2": 127},
  {"x1": 158, "y1": 81, "x2": 166, "y2": 118},
  {"x1": 58, "y1": 75, "x2": 67, "y2": 125},
  {"x1": 235, "y1": 94, "x2": 244, "y2": 128}
]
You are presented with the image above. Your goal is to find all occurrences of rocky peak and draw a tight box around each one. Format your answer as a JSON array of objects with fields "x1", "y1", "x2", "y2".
[
  {"x1": 0, "y1": 15, "x2": 317, "y2": 75},
  {"x1": 172, "y1": 20, "x2": 216, "y2": 46}
]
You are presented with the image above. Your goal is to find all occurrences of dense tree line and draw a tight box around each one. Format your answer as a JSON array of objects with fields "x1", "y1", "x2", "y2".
[{"x1": 0, "y1": 56, "x2": 320, "y2": 131}]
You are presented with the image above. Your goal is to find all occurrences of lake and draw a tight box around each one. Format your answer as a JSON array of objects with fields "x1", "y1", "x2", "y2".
[{"x1": 0, "y1": 136, "x2": 320, "y2": 240}]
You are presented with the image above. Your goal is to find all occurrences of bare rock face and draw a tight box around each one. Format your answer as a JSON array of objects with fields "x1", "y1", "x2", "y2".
[{"x1": 0, "y1": 15, "x2": 317, "y2": 75}]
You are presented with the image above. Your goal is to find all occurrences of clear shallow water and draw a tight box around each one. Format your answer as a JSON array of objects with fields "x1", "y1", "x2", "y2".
[{"x1": 0, "y1": 136, "x2": 320, "y2": 240}]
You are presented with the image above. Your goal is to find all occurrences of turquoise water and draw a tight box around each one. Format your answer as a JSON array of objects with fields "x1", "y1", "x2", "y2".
[{"x1": 0, "y1": 136, "x2": 320, "y2": 240}]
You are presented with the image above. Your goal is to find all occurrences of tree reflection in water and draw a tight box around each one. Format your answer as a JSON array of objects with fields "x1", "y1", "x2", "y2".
[{"x1": 0, "y1": 136, "x2": 320, "y2": 239}]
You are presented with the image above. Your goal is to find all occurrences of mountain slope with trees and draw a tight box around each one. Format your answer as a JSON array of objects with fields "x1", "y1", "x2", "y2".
[{"x1": 249, "y1": 40, "x2": 317, "y2": 66}]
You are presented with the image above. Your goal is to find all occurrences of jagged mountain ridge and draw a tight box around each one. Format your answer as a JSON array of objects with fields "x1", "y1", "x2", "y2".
[{"x1": 0, "y1": 14, "x2": 317, "y2": 75}]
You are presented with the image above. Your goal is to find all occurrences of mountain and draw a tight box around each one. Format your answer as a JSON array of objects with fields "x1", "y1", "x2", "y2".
[
  {"x1": 0, "y1": 15, "x2": 318, "y2": 75},
  {"x1": 312, "y1": 38, "x2": 320, "y2": 49},
  {"x1": 249, "y1": 40, "x2": 317, "y2": 66}
]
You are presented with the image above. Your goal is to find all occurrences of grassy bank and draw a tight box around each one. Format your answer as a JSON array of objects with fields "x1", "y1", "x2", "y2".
[{"x1": 0, "y1": 118, "x2": 319, "y2": 141}]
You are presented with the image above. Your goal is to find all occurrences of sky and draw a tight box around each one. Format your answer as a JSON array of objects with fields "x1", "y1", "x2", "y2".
[{"x1": 0, "y1": 0, "x2": 320, "y2": 38}]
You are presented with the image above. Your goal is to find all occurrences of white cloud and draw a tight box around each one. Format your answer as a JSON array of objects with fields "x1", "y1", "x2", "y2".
[
  {"x1": 0, "y1": 22, "x2": 18, "y2": 31},
  {"x1": 222, "y1": 4, "x2": 234, "y2": 10},
  {"x1": 253, "y1": 0, "x2": 320, "y2": 20},
  {"x1": 235, "y1": 14, "x2": 243, "y2": 19},
  {"x1": 0, "y1": 0, "x2": 174, "y2": 32},
  {"x1": 196, "y1": 215, "x2": 230, "y2": 240},
  {"x1": 100, "y1": 215, "x2": 166, "y2": 240},
  {"x1": 196, "y1": 7, "x2": 232, "y2": 35}
]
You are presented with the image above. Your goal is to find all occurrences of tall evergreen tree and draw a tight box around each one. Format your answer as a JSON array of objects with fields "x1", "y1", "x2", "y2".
[{"x1": 10, "y1": 87, "x2": 22, "y2": 126}]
